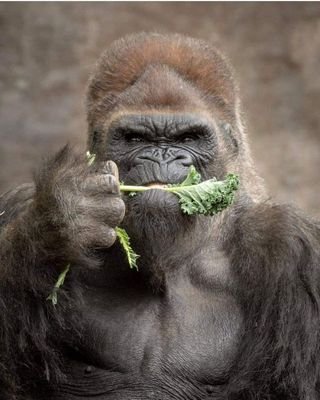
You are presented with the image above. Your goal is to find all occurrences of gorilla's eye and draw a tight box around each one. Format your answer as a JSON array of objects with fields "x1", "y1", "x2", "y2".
[
  {"x1": 124, "y1": 131, "x2": 144, "y2": 143},
  {"x1": 179, "y1": 131, "x2": 200, "y2": 143}
]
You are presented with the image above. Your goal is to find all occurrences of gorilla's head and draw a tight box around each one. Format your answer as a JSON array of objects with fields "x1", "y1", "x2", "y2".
[{"x1": 85, "y1": 33, "x2": 265, "y2": 258}]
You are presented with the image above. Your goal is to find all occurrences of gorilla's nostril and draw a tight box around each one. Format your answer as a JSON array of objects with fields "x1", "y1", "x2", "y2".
[
  {"x1": 175, "y1": 153, "x2": 193, "y2": 166},
  {"x1": 136, "y1": 148, "x2": 192, "y2": 165}
]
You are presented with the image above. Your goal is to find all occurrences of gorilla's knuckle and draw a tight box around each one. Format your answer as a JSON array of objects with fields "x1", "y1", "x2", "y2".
[
  {"x1": 81, "y1": 173, "x2": 120, "y2": 196},
  {"x1": 81, "y1": 175, "x2": 101, "y2": 193},
  {"x1": 105, "y1": 174, "x2": 120, "y2": 194},
  {"x1": 81, "y1": 175, "x2": 94, "y2": 190}
]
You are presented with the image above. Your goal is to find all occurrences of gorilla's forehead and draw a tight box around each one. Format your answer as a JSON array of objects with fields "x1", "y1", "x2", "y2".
[
  {"x1": 87, "y1": 32, "x2": 237, "y2": 111},
  {"x1": 87, "y1": 56, "x2": 235, "y2": 126}
]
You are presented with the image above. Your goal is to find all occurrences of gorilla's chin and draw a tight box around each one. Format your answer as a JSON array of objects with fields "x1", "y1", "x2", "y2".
[{"x1": 123, "y1": 189, "x2": 194, "y2": 253}]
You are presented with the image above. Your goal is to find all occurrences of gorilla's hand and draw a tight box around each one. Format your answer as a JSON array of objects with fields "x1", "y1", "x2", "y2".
[
  {"x1": 73, "y1": 160, "x2": 125, "y2": 250},
  {"x1": 34, "y1": 148, "x2": 125, "y2": 254}
]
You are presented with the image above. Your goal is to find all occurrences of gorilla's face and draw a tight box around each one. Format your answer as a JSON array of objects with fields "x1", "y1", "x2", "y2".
[
  {"x1": 105, "y1": 112, "x2": 223, "y2": 209},
  {"x1": 108, "y1": 113, "x2": 219, "y2": 180}
]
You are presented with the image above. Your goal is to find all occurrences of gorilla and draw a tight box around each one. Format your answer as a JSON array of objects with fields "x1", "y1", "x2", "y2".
[{"x1": 0, "y1": 33, "x2": 319, "y2": 400}]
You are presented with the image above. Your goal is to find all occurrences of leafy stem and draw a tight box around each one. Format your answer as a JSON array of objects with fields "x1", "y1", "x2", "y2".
[{"x1": 47, "y1": 264, "x2": 70, "y2": 306}]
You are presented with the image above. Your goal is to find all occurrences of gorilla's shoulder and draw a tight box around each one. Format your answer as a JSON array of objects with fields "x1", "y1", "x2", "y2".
[
  {"x1": 0, "y1": 183, "x2": 35, "y2": 229},
  {"x1": 229, "y1": 202, "x2": 320, "y2": 262}
]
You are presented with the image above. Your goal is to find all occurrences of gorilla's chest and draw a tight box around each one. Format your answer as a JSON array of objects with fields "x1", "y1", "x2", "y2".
[{"x1": 78, "y1": 258, "x2": 242, "y2": 383}]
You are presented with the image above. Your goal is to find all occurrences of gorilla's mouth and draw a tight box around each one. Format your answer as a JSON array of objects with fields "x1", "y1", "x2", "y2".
[{"x1": 126, "y1": 182, "x2": 179, "y2": 212}]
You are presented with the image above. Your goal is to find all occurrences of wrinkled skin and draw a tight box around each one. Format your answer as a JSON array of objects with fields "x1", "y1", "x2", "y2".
[{"x1": 0, "y1": 33, "x2": 320, "y2": 400}]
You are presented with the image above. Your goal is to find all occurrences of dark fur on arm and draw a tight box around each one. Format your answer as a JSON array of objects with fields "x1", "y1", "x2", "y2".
[
  {"x1": 223, "y1": 204, "x2": 320, "y2": 399},
  {"x1": 0, "y1": 148, "x2": 88, "y2": 399},
  {"x1": 0, "y1": 183, "x2": 35, "y2": 229}
]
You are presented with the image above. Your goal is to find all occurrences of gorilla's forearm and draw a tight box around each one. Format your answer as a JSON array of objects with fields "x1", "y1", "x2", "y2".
[
  {"x1": 224, "y1": 204, "x2": 320, "y2": 398},
  {"x1": 0, "y1": 189, "x2": 80, "y2": 397},
  {"x1": 0, "y1": 184, "x2": 72, "y2": 281}
]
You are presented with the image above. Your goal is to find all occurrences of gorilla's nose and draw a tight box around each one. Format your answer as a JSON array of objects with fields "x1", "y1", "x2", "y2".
[{"x1": 136, "y1": 148, "x2": 193, "y2": 166}]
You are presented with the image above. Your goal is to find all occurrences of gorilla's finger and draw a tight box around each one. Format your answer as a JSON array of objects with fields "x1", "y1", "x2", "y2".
[
  {"x1": 78, "y1": 196, "x2": 125, "y2": 227},
  {"x1": 82, "y1": 174, "x2": 120, "y2": 195},
  {"x1": 91, "y1": 226, "x2": 117, "y2": 249},
  {"x1": 78, "y1": 223, "x2": 117, "y2": 249},
  {"x1": 101, "y1": 197, "x2": 125, "y2": 226},
  {"x1": 100, "y1": 160, "x2": 119, "y2": 180}
]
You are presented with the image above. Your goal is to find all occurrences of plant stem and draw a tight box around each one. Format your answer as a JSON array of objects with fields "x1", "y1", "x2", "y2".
[
  {"x1": 119, "y1": 180, "x2": 221, "y2": 194},
  {"x1": 120, "y1": 185, "x2": 151, "y2": 192}
]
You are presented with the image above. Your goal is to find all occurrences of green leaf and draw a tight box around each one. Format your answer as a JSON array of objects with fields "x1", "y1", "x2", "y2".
[
  {"x1": 86, "y1": 150, "x2": 96, "y2": 166},
  {"x1": 115, "y1": 227, "x2": 139, "y2": 270},
  {"x1": 175, "y1": 165, "x2": 201, "y2": 187},
  {"x1": 47, "y1": 264, "x2": 70, "y2": 306},
  {"x1": 166, "y1": 173, "x2": 239, "y2": 216}
]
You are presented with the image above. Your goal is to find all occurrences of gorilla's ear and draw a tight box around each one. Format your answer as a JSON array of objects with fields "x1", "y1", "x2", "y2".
[{"x1": 220, "y1": 122, "x2": 239, "y2": 155}]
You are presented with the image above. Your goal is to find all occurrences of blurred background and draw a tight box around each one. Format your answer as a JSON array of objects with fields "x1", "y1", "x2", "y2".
[{"x1": 0, "y1": 2, "x2": 319, "y2": 216}]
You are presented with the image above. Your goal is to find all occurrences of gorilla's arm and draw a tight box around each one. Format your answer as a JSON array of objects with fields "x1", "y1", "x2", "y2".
[
  {"x1": 226, "y1": 204, "x2": 320, "y2": 399},
  {"x1": 0, "y1": 155, "x2": 80, "y2": 396},
  {"x1": 0, "y1": 147, "x2": 124, "y2": 397},
  {"x1": 0, "y1": 183, "x2": 35, "y2": 228}
]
